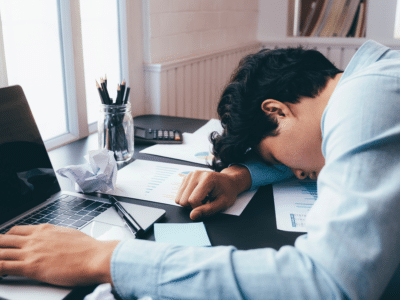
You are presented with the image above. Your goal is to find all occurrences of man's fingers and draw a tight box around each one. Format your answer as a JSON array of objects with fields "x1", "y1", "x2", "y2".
[
  {"x1": 178, "y1": 178, "x2": 202, "y2": 207},
  {"x1": 6, "y1": 225, "x2": 37, "y2": 236},
  {"x1": 0, "y1": 249, "x2": 23, "y2": 260},
  {"x1": 189, "y1": 197, "x2": 229, "y2": 220},
  {"x1": 0, "y1": 260, "x2": 25, "y2": 276},
  {"x1": 176, "y1": 171, "x2": 214, "y2": 207},
  {"x1": 187, "y1": 182, "x2": 215, "y2": 209},
  {"x1": 0, "y1": 234, "x2": 25, "y2": 248},
  {"x1": 175, "y1": 173, "x2": 190, "y2": 204}
]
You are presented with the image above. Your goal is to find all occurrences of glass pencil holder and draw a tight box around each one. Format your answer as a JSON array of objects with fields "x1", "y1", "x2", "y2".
[{"x1": 98, "y1": 102, "x2": 134, "y2": 162}]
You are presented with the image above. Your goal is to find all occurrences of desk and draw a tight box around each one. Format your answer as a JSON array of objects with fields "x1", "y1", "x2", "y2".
[
  {"x1": 49, "y1": 115, "x2": 302, "y2": 251},
  {"x1": 49, "y1": 115, "x2": 399, "y2": 300},
  {"x1": 47, "y1": 114, "x2": 302, "y2": 300}
]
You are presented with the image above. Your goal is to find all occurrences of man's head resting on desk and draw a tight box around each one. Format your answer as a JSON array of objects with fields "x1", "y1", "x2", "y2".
[{"x1": 210, "y1": 47, "x2": 343, "y2": 180}]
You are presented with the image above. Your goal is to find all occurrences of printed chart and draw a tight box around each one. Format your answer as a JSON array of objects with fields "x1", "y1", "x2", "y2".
[
  {"x1": 272, "y1": 179, "x2": 317, "y2": 232},
  {"x1": 106, "y1": 159, "x2": 257, "y2": 216}
]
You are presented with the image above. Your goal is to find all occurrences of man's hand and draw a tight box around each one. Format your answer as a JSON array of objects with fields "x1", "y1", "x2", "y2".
[
  {"x1": 175, "y1": 165, "x2": 252, "y2": 220},
  {"x1": 0, "y1": 224, "x2": 119, "y2": 286}
]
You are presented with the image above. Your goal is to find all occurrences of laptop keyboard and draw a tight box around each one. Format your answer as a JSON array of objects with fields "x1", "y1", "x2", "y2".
[{"x1": 0, "y1": 194, "x2": 112, "y2": 234}]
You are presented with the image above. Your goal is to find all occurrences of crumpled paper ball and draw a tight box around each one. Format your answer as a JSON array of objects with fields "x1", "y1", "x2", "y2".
[{"x1": 57, "y1": 149, "x2": 117, "y2": 193}]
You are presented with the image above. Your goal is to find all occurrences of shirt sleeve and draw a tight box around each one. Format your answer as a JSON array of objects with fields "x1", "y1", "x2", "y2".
[
  {"x1": 111, "y1": 239, "x2": 345, "y2": 300},
  {"x1": 233, "y1": 152, "x2": 294, "y2": 189}
]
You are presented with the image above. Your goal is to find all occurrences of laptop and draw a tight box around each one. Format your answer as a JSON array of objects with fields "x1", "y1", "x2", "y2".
[{"x1": 0, "y1": 85, "x2": 166, "y2": 299}]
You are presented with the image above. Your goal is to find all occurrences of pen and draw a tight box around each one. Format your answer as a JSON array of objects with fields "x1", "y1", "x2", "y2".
[{"x1": 108, "y1": 195, "x2": 145, "y2": 238}]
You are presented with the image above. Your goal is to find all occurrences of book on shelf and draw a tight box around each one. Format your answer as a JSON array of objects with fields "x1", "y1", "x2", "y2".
[
  {"x1": 338, "y1": 0, "x2": 361, "y2": 37},
  {"x1": 331, "y1": 0, "x2": 351, "y2": 37},
  {"x1": 309, "y1": 0, "x2": 333, "y2": 36},
  {"x1": 355, "y1": 1, "x2": 366, "y2": 37},
  {"x1": 346, "y1": 0, "x2": 366, "y2": 38},
  {"x1": 295, "y1": 0, "x2": 367, "y2": 38},
  {"x1": 299, "y1": 0, "x2": 324, "y2": 36},
  {"x1": 318, "y1": 0, "x2": 348, "y2": 37}
]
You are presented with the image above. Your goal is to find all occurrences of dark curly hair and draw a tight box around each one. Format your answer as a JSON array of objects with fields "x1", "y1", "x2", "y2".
[{"x1": 210, "y1": 47, "x2": 342, "y2": 172}]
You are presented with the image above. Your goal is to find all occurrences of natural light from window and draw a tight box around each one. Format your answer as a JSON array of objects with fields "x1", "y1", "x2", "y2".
[
  {"x1": 395, "y1": 0, "x2": 400, "y2": 39},
  {"x1": 0, "y1": 0, "x2": 67, "y2": 141},
  {"x1": 80, "y1": 0, "x2": 121, "y2": 125}
]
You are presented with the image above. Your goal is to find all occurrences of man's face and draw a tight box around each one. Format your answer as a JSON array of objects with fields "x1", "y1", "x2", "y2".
[
  {"x1": 254, "y1": 74, "x2": 340, "y2": 179},
  {"x1": 256, "y1": 104, "x2": 325, "y2": 180}
]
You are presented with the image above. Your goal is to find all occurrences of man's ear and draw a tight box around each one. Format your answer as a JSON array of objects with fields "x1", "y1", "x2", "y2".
[{"x1": 261, "y1": 99, "x2": 292, "y2": 120}]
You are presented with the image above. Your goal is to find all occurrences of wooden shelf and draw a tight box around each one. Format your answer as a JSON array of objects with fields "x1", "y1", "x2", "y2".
[
  {"x1": 258, "y1": 0, "x2": 399, "y2": 45},
  {"x1": 259, "y1": 36, "x2": 400, "y2": 47}
]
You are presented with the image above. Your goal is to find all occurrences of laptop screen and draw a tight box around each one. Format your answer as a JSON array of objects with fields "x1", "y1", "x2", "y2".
[{"x1": 0, "y1": 85, "x2": 61, "y2": 225}]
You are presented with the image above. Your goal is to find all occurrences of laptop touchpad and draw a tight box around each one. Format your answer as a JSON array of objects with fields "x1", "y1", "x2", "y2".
[{"x1": 80, "y1": 220, "x2": 135, "y2": 240}]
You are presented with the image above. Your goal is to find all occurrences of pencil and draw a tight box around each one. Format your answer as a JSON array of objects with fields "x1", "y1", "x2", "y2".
[
  {"x1": 101, "y1": 78, "x2": 111, "y2": 104},
  {"x1": 116, "y1": 84, "x2": 122, "y2": 105},
  {"x1": 96, "y1": 80, "x2": 105, "y2": 104},
  {"x1": 123, "y1": 87, "x2": 130, "y2": 104},
  {"x1": 119, "y1": 80, "x2": 126, "y2": 105}
]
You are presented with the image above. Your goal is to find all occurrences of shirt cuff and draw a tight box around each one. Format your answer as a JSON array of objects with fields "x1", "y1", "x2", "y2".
[
  {"x1": 111, "y1": 239, "x2": 169, "y2": 299},
  {"x1": 234, "y1": 160, "x2": 293, "y2": 190}
]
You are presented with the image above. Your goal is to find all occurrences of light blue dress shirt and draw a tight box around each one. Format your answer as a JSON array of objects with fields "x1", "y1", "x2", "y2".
[
  {"x1": 110, "y1": 40, "x2": 400, "y2": 300},
  {"x1": 235, "y1": 152, "x2": 294, "y2": 190}
]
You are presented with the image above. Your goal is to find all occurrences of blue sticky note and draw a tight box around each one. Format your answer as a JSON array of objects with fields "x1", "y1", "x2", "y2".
[{"x1": 154, "y1": 222, "x2": 211, "y2": 247}]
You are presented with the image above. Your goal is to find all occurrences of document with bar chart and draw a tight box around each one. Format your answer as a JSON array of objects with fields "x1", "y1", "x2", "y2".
[
  {"x1": 272, "y1": 178, "x2": 317, "y2": 232},
  {"x1": 106, "y1": 159, "x2": 257, "y2": 216}
]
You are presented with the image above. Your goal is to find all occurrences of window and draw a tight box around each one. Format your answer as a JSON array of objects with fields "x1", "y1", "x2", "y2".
[
  {"x1": 0, "y1": 0, "x2": 124, "y2": 149},
  {"x1": 0, "y1": 0, "x2": 67, "y2": 141},
  {"x1": 80, "y1": 0, "x2": 121, "y2": 125},
  {"x1": 395, "y1": 0, "x2": 400, "y2": 39}
]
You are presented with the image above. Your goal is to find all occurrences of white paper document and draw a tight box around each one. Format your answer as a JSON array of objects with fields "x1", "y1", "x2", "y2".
[
  {"x1": 140, "y1": 119, "x2": 223, "y2": 165},
  {"x1": 272, "y1": 178, "x2": 317, "y2": 232},
  {"x1": 105, "y1": 159, "x2": 257, "y2": 216}
]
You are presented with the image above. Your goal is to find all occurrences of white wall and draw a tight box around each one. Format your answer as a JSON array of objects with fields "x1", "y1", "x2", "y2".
[
  {"x1": 143, "y1": 0, "x2": 259, "y2": 63},
  {"x1": 366, "y1": 0, "x2": 397, "y2": 41},
  {"x1": 257, "y1": 0, "x2": 289, "y2": 40}
]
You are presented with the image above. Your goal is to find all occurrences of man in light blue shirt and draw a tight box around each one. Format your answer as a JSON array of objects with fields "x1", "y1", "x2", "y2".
[{"x1": 1, "y1": 40, "x2": 400, "y2": 300}]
